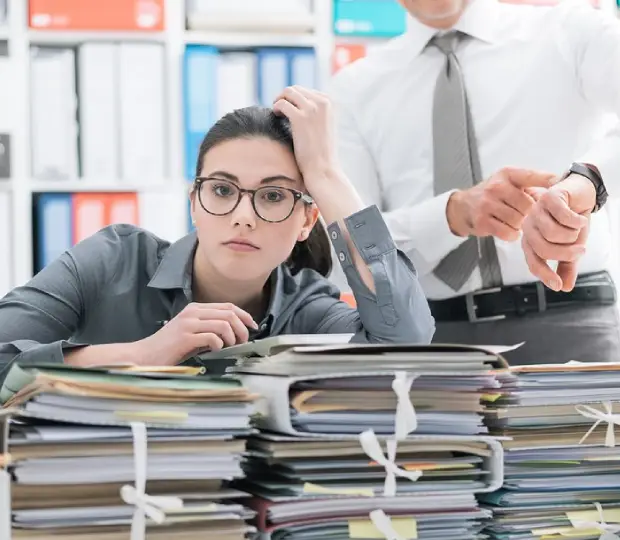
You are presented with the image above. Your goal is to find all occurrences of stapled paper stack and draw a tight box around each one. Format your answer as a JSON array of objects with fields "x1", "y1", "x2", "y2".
[
  {"x1": 0, "y1": 362, "x2": 259, "y2": 540},
  {"x1": 200, "y1": 339, "x2": 510, "y2": 540},
  {"x1": 481, "y1": 361, "x2": 620, "y2": 540}
]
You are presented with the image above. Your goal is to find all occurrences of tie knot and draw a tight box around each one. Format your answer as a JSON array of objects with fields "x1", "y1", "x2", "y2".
[{"x1": 429, "y1": 31, "x2": 461, "y2": 55}]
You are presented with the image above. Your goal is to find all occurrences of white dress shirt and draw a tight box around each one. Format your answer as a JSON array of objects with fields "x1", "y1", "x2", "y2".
[{"x1": 329, "y1": 0, "x2": 620, "y2": 300}]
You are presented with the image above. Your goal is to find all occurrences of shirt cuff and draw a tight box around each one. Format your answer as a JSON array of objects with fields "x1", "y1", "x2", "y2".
[
  {"x1": 12, "y1": 340, "x2": 87, "y2": 367},
  {"x1": 410, "y1": 190, "x2": 469, "y2": 267},
  {"x1": 327, "y1": 205, "x2": 396, "y2": 269}
]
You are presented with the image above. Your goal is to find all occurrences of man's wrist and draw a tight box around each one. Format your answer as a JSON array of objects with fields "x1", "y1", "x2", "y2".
[
  {"x1": 556, "y1": 173, "x2": 597, "y2": 215},
  {"x1": 446, "y1": 190, "x2": 471, "y2": 237},
  {"x1": 563, "y1": 162, "x2": 607, "y2": 213}
]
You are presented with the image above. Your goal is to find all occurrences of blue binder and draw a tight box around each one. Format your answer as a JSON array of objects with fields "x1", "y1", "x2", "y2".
[
  {"x1": 333, "y1": 0, "x2": 407, "y2": 37},
  {"x1": 288, "y1": 48, "x2": 317, "y2": 89},
  {"x1": 183, "y1": 45, "x2": 219, "y2": 180},
  {"x1": 257, "y1": 48, "x2": 317, "y2": 107},
  {"x1": 34, "y1": 193, "x2": 73, "y2": 273},
  {"x1": 256, "y1": 48, "x2": 290, "y2": 107}
]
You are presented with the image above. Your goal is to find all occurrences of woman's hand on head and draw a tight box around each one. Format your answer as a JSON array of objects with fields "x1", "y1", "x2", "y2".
[
  {"x1": 136, "y1": 302, "x2": 258, "y2": 365},
  {"x1": 273, "y1": 86, "x2": 339, "y2": 185}
]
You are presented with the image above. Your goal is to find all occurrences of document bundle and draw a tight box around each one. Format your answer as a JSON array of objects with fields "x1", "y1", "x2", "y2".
[
  {"x1": 0, "y1": 362, "x2": 259, "y2": 540},
  {"x1": 481, "y1": 361, "x2": 620, "y2": 540},
  {"x1": 199, "y1": 338, "x2": 509, "y2": 540}
]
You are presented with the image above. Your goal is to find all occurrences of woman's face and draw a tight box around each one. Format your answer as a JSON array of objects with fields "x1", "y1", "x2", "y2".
[{"x1": 191, "y1": 137, "x2": 318, "y2": 283}]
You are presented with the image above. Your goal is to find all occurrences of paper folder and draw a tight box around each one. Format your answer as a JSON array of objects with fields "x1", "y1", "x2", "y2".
[{"x1": 236, "y1": 372, "x2": 503, "y2": 493}]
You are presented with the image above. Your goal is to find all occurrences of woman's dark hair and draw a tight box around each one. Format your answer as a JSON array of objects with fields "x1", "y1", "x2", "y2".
[{"x1": 195, "y1": 106, "x2": 332, "y2": 277}]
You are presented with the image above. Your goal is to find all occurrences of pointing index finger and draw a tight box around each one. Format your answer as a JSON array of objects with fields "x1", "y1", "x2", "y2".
[{"x1": 505, "y1": 168, "x2": 559, "y2": 190}]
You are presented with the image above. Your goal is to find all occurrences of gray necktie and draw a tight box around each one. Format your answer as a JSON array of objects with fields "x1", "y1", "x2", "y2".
[{"x1": 430, "y1": 32, "x2": 502, "y2": 292}]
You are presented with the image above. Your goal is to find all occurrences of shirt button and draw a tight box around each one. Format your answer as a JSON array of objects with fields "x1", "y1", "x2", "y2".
[
  {"x1": 331, "y1": 231, "x2": 338, "y2": 240},
  {"x1": 339, "y1": 252, "x2": 346, "y2": 262}
]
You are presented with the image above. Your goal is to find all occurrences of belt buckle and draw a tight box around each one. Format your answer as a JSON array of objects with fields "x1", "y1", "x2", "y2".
[{"x1": 465, "y1": 287, "x2": 506, "y2": 323}]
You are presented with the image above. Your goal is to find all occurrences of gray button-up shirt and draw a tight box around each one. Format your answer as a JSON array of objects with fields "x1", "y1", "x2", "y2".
[{"x1": 0, "y1": 206, "x2": 434, "y2": 384}]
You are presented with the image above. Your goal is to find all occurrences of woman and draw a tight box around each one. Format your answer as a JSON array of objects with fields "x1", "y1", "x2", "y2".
[{"x1": 0, "y1": 87, "x2": 434, "y2": 382}]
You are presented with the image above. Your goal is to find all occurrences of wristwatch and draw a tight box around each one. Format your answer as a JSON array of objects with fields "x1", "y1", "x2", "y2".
[{"x1": 563, "y1": 162, "x2": 608, "y2": 213}]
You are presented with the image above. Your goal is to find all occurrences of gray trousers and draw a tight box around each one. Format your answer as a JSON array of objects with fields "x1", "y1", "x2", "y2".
[{"x1": 432, "y1": 304, "x2": 620, "y2": 365}]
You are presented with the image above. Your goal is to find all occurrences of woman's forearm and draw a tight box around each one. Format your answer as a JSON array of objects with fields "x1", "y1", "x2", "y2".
[
  {"x1": 307, "y1": 167, "x2": 378, "y2": 293},
  {"x1": 65, "y1": 341, "x2": 146, "y2": 368}
]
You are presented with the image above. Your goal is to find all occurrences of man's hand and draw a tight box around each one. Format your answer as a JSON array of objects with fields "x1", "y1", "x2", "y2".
[
  {"x1": 446, "y1": 167, "x2": 558, "y2": 241},
  {"x1": 521, "y1": 174, "x2": 596, "y2": 292}
]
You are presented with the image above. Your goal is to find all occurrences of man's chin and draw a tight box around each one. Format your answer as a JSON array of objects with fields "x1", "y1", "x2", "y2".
[{"x1": 414, "y1": 0, "x2": 468, "y2": 23}]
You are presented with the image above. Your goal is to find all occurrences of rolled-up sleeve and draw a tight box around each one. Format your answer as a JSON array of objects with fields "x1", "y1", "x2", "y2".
[{"x1": 291, "y1": 206, "x2": 435, "y2": 344}]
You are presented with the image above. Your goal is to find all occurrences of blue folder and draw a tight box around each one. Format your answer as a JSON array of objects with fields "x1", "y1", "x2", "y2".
[
  {"x1": 183, "y1": 45, "x2": 219, "y2": 180},
  {"x1": 34, "y1": 193, "x2": 73, "y2": 273}
]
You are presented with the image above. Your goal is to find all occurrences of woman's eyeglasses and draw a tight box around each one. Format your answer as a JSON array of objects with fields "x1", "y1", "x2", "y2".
[{"x1": 194, "y1": 177, "x2": 314, "y2": 223}]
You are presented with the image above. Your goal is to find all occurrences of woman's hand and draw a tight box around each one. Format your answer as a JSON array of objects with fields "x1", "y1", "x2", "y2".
[
  {"x1": 135, "y1": 302, "x2": 258, "y2": 365},
  {"x1": 273, "y1": 86, "x2": 339, "y2": 187}
]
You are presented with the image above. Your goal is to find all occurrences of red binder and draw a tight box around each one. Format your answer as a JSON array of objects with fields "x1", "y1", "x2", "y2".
[
  {"x1": 72, "y1": 193, "x2": 139, "y2": 244},
  {"x1": 29, "y1": 0, "x2": 165, "y2": 31}
]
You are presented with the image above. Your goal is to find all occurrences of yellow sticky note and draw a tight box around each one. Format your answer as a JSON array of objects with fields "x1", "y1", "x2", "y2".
[
  {"x1": 303, "y1": 482, "x2": 373, "y2": 497},
  {"x1": 534, "y1": 526, "x2": 601, "y2": 539},
  {"x1": 481, "y1": 393, "x2": 502, "y2": 402},
  {"x1": 567, "y1": 509, "x2": 620, "y2": 526},
  {"x1": 348, "y1": 518, "x2": 417, "y2": 539},
  {"x1": 541, "y1": 531, "x2": 600, "y2": 540},
  {"x1": 532, "y1": 526, "x2": 577, "y2": 535}
]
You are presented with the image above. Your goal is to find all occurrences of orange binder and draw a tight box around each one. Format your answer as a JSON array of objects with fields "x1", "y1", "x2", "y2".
[
  {"x1": 29, "y1": 0, "x2": 165, "y2": 31},
  {"x1": 332, "y1": 44, "x2": 367, "y2": 74},
  {"x1": 340, "y1": 292, "x2": 357, "y2": 308},
  {"x1": 72, "y1": 193, "x2": 107, "y2": 244},
  {"x1": 107, "y1": 193, "x2": 140, "y2": 227},
  {"x1": 72, "y1": 192, "x2": 139, "y2": 244}
]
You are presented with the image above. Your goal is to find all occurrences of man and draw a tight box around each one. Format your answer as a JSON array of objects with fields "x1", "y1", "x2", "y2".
[{"x1": 329, "y1": 0, "x2": 619, "y2": 364}]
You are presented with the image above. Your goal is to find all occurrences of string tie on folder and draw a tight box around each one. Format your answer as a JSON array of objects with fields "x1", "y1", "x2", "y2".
[
  {"x1": 572, "y1": 502, "x2": 620, "y2": 540},
  {"x1": 359, "y1": 430, "x2": 422, "y2": 497},
  {"x1": 392, "y1": 372, "x2": 418, "y2": 440},
  {"x1": 358, "y1": 372, "x2": 421, "y2": 497},
  {"x1": 369, "y1": 509, "x2": 406, "y2": 540},
  {"x1": 575, "y1": 401, "x2": 620, "y2": 448},
  {"x1": 121, "y1": 422, "x2": 184, "y2": 540}
]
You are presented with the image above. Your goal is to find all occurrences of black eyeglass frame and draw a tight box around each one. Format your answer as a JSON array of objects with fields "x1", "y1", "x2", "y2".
[{"x1": 194, "y1": 177, "x2": 315, "y2": 223}]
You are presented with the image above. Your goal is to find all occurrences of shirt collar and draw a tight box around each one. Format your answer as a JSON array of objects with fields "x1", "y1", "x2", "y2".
[
  {"x1": 147, "y1": 230, "x2": 290, "y2": 328},
  {"x1": 147, "y1": 231, "x2": 197, "y2": 292},
  {"x1": 405, "y1": 0, "x2": 501, "y2": 57}
]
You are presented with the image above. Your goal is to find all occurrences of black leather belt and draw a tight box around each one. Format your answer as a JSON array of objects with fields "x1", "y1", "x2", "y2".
[{"x1": 428, "y1": 271, "x2": 617, "y2": 323}]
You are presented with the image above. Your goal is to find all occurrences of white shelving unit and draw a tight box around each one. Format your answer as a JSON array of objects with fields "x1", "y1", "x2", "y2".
[
  {"x1": 1, "y1": 0, "x2": 337, "y2": 291},
  {"x1": 1, "y1": 0, "x2": 618, "y2": 293}
]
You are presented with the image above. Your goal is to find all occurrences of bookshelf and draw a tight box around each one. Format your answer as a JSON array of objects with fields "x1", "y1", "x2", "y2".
[
  {"x1": 0, "y1": 0, "x2": 338, "y2": 294},
  {"x1": 0, "y1": 0, "x2": 618, "y2": 297}
]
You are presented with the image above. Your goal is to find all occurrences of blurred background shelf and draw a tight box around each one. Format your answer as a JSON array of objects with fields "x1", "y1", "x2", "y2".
[{"x1": 0, "y1": 0, "x2": 618, "y2": 299}]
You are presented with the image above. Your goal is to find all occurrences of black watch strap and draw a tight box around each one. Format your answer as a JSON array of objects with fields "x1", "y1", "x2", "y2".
[{"x1": 565, "y1": 162, "x2": 608, "y2": 213}]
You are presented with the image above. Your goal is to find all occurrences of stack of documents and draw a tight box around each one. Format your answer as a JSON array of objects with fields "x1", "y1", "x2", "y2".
[
  {"x1": 241, "y1": 430, "x2": 503, "y2": 495},
  {"x1": 205, "y1": 338, "x2": 508, "y2": 437},
  {"x1": 200, "y1": 337, "x2": 508, "y2": 540},
  {"x1": 481, "y1": 362, "x2": 620, "y2": 539},
  {"x1": 0, "y1": 362, "x2": 258, "y2": 540}
]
